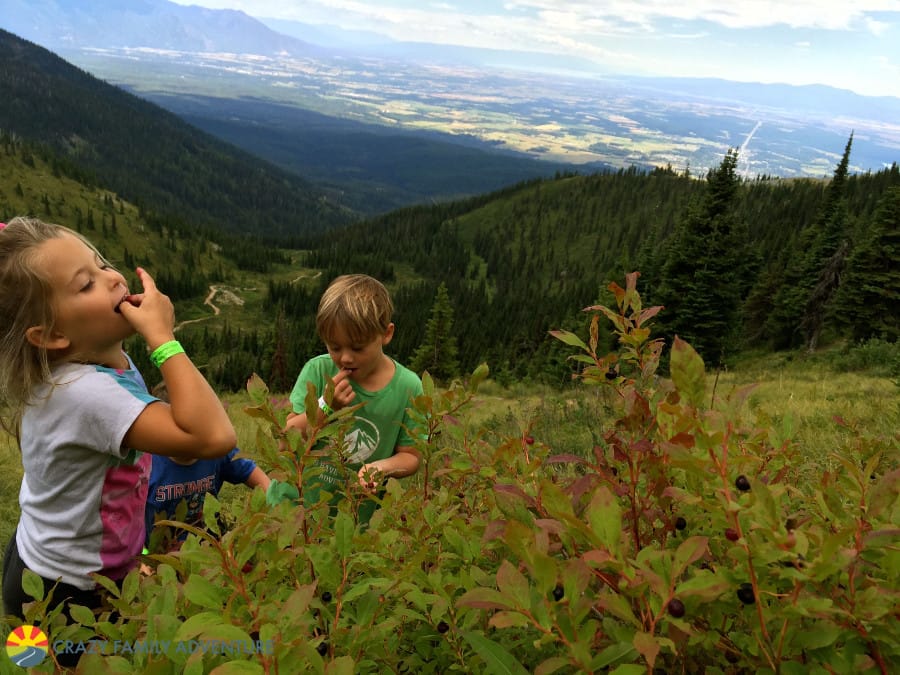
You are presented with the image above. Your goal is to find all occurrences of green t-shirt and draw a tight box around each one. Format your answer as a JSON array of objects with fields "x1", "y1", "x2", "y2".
[{"x1": 268, "y1": 354, "x2": 423, "y2": 520}]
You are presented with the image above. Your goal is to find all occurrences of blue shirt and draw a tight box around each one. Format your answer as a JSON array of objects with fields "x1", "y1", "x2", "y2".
[{"x1": 145, "y1": 448, "x2": 256, "y2": 547}]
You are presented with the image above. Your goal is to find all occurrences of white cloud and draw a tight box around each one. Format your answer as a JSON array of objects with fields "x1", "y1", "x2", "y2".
[{"x1": 504, "y1": 0, "x2": 900, "y2": 31}]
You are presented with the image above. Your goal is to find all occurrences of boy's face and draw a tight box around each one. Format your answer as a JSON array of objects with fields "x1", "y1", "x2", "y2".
[{"x1": 324, "y1": 323, "x2": 395, "y2": 383}]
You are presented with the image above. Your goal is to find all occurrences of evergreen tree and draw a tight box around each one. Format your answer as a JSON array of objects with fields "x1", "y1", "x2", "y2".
[
  {"x1": 409, "y1": 283, "x2": 460, "y2": 382},
  {"x1": 655, "y1": 149, "x2": 749, "y2": 365},
  {"x1": 831, "y1": 186, "x2": 900, "y2": 343},
  {"x1": 765, "y1": 134, "x2": 854, "y2": 350}
]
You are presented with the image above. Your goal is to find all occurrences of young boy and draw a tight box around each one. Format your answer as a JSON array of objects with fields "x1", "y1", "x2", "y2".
[
  {"x1": 145, "y1": 382, "x2": 270, "y2": 551},
  {"x1": 267, "y1": 274, "x2": 423, "y2": 523}
]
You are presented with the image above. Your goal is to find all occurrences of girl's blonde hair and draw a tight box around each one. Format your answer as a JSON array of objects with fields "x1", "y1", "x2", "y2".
[
  {"x1": 316, "y1": 274, "x2": 393, "y2": 345},
  {"x1": 0, "y1": 217, "x2": 106, "y2": 435}
]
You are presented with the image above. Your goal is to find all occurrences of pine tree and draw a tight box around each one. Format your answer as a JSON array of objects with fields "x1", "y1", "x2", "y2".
[
  {"x1": 655, "y1": 149, "x2": 750, "y2": 365},
  {"x1": 831, "y1": 186, "x2": 900, "y2": 343},
  {"x1": 409, "y1": 283, "x2": 460, "y2": 382},
  {"x1": 765, "y1": 134, "x2": 854, "y2": 350}
]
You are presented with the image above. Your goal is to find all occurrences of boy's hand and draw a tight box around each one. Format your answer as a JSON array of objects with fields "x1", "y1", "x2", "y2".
[
  {"x1": 328, "y1": 369, "x2": 356, "y2": 411},
  {"x1": 358, "y1": 463, "x2": 381, "y2": 491},
  {"x1": 117, "y1": 267, "x2": 176, "y2": 349}
]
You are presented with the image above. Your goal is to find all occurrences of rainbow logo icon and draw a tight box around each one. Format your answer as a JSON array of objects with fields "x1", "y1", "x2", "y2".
[{"x1": 6, "y1": 625, "x2": 49, "y2": 667}]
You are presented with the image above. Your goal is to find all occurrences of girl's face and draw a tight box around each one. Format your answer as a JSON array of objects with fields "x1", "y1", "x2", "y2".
[
  {"x1": 324, "y1": 323, "x2": 395, "y2": 385},
  {"x1": 32, "y1": 233, "x2": 133, "y2": 362}
]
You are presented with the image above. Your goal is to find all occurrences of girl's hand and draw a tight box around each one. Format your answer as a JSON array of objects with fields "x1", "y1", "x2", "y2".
[{"x1": 117, "y1": 267, "x2": 176, "y2": 348}]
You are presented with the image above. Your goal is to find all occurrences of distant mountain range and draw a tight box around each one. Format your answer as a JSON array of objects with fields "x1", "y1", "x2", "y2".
[
  {"x1": 0, "y1": 0, "x2": 322, "y2": 57},
  {"x1": 0, "y1": 29, "x2": 350, "y2": 239},
  {"x1": 3, "y1": 0, "x2": 898, "y2": 210}
]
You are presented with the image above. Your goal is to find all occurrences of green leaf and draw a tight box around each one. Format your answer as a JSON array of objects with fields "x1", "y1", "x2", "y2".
[
  {"x1": 792, "y1": 622, "x2": 841, "y2": 650},
  {"x1": 535, "y1": 656, "x2": 570, "y2": 675},
  {"x1": 470, "y1": 363, "x2": 489, "y2": 391},
  {"x1": 334, "y1": 511, "x2": 354, "y2": 558},
  {"x1": 460, "y1": 631, "x2": 530, "y2": 675},
  {"x1": 489, "y1": 611, "x2": 530, "y2": 629},
  {"x1": 672, "y1": 536, "x2": 708, "y2": 578},
  {"x1": 496, "y1": 560, "x2": 532, "y2": 610},
  {"x1": 549, "y1": 329, "x2": 588, "y2": 350},
  {"x1": 245, "y1": 373, "x2": 269, "y2": 403},
  {"x1": 326, "y1": 656, "x2": 357, "y2": 674},
  {"x1": 210, "y1": 662, "x2": 265, "y2": 675},
  {"x1": 422, "y1": 371, "x2": 435, "y2": 397},
  {"x1": 632, "y1": 631, "x2": 660, "y2": 668},
  {"x1": 68, "y1": 603, "x2": 96, "y2": 626},
  {"x1": 22, "y1": 568, "x2": 45, "y2": 602},
  {"x1": 669, "y1": 336, "x2": 706, "y2": 408},
  {"x1": 586, "y1": 486, "x2": 621, "y2": 555},
  {"x1": 183, "y1": 573, "x2": 229, "y2": 610},
  {"x1": 456, "y1": 587, "x2": 515, "y2": 610},
  {"x1": 173, "y1": 612, "x2": 228, "y2": 641},
  {"x1": 675, "y1": 572, "x2": 732, "y2": 601},
  {"x1": 610, "y1": 665, "x2": 646, "y2": 675},
  {"x1": 592, "y1": 642, "x2": 638, "y2": 669}
]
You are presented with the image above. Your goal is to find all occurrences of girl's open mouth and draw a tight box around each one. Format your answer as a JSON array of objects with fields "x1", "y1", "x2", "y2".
[{"x1": 114, "y1": 291, "x2": 131, "y2": 313}]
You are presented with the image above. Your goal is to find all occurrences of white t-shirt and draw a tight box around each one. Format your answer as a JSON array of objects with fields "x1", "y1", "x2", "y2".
[{"x1": 16, "y1": 356, "x2": 155, "y2": 590}]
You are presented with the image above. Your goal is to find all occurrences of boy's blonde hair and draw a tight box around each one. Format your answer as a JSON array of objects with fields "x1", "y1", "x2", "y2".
[
  {"x1": 0, "y1": 217, "x2": 109, "y2": 434},
  {"x1": 316, "y1": 274, "x2": 393, "y2": 345}
]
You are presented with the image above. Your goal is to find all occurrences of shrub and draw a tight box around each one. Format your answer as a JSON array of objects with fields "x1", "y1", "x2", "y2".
[{"x1": 10, "y1": 272, "x2": 899, "y2": 673}]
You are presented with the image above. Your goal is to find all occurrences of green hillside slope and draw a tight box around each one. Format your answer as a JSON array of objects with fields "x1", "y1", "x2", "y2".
[{"x1": 0, "y1": 29, "x2": 353, "y2": 240}]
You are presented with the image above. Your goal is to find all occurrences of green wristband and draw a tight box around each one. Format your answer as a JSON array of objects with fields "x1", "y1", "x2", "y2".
[
  {"x1": 150, "y1": 340, "x2": 185, "y2": 368},
  {"x1": 317, "y1": 395, "x2": 333, "y2": 416}
]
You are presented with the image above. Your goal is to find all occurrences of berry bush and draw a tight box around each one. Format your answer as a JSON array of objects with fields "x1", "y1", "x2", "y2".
[{"x1": 14, "y1": 273, "x2": 899, "y2": 673}]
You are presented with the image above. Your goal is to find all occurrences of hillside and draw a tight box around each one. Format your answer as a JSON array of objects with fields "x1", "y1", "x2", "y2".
[
  {"x1": 0, "y1": 29, "x2": 352, "y2": 240},
  {"x1": 2, "y1": 107, "x2": 897, "y2": 393}
]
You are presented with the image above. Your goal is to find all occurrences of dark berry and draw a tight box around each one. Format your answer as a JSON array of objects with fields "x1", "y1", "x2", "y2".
[
  {"x1": 321, "y1": 591, "x2": 332, "y2": 603},
  {"x1": 667, "y1": 598, "x2": 685, "y2": 618},
  {"x1": 725, "y1": 651, "x2": 740, "y2": 664},
  {"x1": 241, "y1": 562, "x2": 254, "y2": 574},
  {"x1": 725, "y1": 528, "x2": 740, "y2": 542},
  {"x1": 605, "y1": 367, "x2": 617, "y2": 380},
  {"x1": 437, "y1": 621, "x2": 449, "y2": 634},
  {"x1": 552, "y1": 584, "x2": 564, "y2": 601},
  {"x1": 316, "y1": 641, "x2": 328, "y2": 656},
  {"x1": 735, "y1": 475, "x2": 751, "y2": 492},
  {"x1": 674, "y1": 517, "x2": 687, "y2": 531},
  {"x1": 736, "y1": 582, "x2": 755, "y2": 605},
  {"x1": 367, "y1": 482, "x2": 376, "y2": 490},
  {"x1": 400, "y1": 514, "x2": 407, "y2": 522},
  {"x1": 524, "y1": 435, "x2": 535, "y2": 445}
]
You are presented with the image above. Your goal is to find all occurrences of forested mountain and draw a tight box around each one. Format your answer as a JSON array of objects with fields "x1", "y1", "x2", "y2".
[
  {"x1": 290, "y1": 154, "x2": 899, "y2": 383},
  {"x1": 1, "y1": 20, "x2": 897, "y2": 391},
  {"x1": 3, "y1": 121, "x2": 897, "y2": 391},
  {"x1": 0, "y1": 0, "x2": 322, "y2": 57},
  {"x1": 0, "y1": 29, "x2": 352, "y2": 239}
]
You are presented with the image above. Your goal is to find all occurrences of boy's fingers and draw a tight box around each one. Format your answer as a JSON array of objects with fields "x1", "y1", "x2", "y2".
[{"x1": 332, "y1": 369, "x2": 350, "y2": 385}]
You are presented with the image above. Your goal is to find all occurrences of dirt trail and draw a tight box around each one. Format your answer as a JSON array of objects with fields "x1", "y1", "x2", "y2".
[{"x1": 174, "y1": 285, "x2": 238, "y2": 332}]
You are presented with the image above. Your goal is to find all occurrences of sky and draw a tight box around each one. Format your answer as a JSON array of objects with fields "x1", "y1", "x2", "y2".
[{"x1": 166, "y1": 1, "x2": 900, "y2": 98}]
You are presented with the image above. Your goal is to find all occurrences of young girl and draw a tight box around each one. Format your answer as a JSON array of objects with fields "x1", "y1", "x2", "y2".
[{"x1": 0, "y1": 217, "x2": 236, "y2": 633}]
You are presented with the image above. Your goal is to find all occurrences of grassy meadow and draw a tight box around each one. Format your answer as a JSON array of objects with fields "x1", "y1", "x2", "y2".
[{"x1": 1, "y1": 351, "x2": 897, "y2": 619}]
